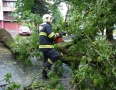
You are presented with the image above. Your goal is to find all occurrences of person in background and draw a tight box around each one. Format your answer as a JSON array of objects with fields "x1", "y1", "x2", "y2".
[{"x1": 38, "y1": 14, "x2": 61, "y2": 79}]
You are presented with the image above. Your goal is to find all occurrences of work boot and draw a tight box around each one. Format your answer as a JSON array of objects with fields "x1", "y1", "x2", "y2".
[
  {"x1": 44, "y1": 61, "x2": 52, "y2": 70},
  {"x1": 42, "y1": 69, "x2": 48, "y2": 79}
]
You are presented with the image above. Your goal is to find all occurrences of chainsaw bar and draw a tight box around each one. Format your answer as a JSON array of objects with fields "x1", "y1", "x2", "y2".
[{"x1": 62, "y1": 34, "x2": 77, "y2": 40}]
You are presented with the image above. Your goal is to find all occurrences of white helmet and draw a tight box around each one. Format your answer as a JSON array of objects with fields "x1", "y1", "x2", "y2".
[{"x1": 42, "y1": 14, "x2": 53, "y2": 22}]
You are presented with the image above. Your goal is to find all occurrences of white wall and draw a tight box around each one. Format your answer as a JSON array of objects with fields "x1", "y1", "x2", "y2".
[{"x1": 0, "y1": 0, "x2": 3, "y2": 20}]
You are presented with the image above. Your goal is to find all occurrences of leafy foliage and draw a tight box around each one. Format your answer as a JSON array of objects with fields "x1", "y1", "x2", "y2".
[
  {"x1": 51, "y1": 1, "x2": 116, "y2": 89},
  {"x1": 31, "y1": 0, "x2": 50, "y2": 16},
  {"x1": 15, "y1": 0, "x2": 50, "y2": 16},
  {"x1": 4, "y1": 72, "x2": 21, "y2": 90},
  {"x1": 68, "y1": 0, "x2": 116, "y2": 40},
  {"x1": 10, "y1": 0, "x2": 116, "y2": 89},
  {"x1": 71, "y1": 38, "x2": 116, "y2": 89}
]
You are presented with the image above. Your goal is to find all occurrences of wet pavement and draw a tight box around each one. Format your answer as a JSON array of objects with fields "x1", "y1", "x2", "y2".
[
  {"x1": 0, "y1": 49, "x2": 43, "y2": 90},
  {"x1": 0, "y1": 50, "x2": 73, "y2": 90},
  {"x1": 0, "y1": 53, "x2": 73, "y2": 90}
]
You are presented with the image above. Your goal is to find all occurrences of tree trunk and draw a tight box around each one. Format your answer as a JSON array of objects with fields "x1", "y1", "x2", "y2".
[
  {"x1": 106, "y1": 29, "x2": 113, "y2": 41},
  {"x1": 106, "y1": 23, "x2": 114, "y2": 41},
  {"x1": 0, "y1": 28, "x2": 15, "y2": 54}
]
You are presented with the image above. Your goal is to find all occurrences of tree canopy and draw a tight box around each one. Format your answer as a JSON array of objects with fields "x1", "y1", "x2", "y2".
[
  {"x1": 56, "y1": 0, "x2": 116, "y2": 41},
  {"x1": 10, "y1": 0, "x2": 116, "y2": 89},
  {"x1": 15, "y1": 0, "x2": 50, "y2": 15}
]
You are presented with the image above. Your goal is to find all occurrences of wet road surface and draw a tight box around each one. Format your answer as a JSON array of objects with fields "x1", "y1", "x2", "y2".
[{"x1": 0, "y1": 52, "x2": 43, "y2": 90}]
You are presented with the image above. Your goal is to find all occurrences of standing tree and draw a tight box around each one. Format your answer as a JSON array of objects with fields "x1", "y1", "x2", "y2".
[
  {"x1": 15, "y1": 0, "x2": 50, "y2": 15},
  {"x1": 63, "y1": 0, "x2": 116, "y2": 41}
]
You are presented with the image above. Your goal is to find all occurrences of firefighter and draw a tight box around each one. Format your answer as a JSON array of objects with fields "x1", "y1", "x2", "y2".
[{"x1": 39, "y1": 14, "x2": 61, "y2": 79}]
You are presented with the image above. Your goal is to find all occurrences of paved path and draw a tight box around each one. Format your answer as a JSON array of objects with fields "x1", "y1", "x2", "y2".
[
  {"x1": 0, "y1": 53, "x2": 72, "y2": 90},
  {"x1": 0, "y1": 53, "x2": 43, "y2": 90},
  {"x1": 6, "y1": 30, "x2": 18, "y2": 36}
]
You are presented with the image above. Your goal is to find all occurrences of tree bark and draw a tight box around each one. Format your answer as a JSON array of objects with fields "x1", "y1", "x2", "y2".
[
  {"x1": 106, "y1": 29, "x2": 113, "y2": 41},
  {"x1": 0, "y1": 28, "x2": 15, "y2": 54},
  {"x1": 106, "y1": 23, "x2": 114, "y2": 41}
]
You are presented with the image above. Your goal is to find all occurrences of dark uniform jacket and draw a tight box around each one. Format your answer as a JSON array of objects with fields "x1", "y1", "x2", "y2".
[{"x1": 39, "y1": 22, "x2": 56, "y2": 52}]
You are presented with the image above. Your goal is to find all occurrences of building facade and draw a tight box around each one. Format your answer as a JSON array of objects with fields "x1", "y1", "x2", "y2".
[
  {"x1": 0, "y1": 0, "x2": 19, "y2": 31},
  {"x1": 0, "y1": 0, "x2": 64, "y2": 31}
]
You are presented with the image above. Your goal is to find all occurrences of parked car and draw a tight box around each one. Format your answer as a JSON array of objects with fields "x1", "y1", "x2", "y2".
[{"x1": 18, "y1": 26, "x2": 31, "y2": 36}]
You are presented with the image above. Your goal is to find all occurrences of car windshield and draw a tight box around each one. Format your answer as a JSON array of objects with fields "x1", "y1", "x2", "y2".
[{"x1": 19, "y1": 26, "x2": 29, "y2": 30}]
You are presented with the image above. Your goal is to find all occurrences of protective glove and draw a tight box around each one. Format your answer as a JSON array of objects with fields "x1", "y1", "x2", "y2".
[
  {"x1": 55, "y1": 33, "x2": 62, "y2": 38},
  {"x1": 60, "y1": 52, "x2": 63, "y2": 57}
]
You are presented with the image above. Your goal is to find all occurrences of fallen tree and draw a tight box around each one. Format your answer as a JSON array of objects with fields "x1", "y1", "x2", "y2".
[
  {"x1": 0, "y1": 28, "x2": 15, "y2": 54},
  {"x1": 0, "y1": 28, "x2": 80, "y2": 63}
]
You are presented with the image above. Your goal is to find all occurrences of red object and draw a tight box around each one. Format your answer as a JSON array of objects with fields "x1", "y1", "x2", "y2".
[
  {"x1": 54, "y1": 37, "x2": 63, "y2": 43},
  {"x1": 18, "y1": 26, "x2": 31, "y2": 36}
]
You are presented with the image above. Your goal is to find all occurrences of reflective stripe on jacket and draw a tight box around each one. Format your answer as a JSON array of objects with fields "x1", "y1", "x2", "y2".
[{"x1": 39, "y1": 22, "x2": 56, "y2": 50}]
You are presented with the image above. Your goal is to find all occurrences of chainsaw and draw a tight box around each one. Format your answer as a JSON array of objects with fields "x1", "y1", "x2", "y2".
[{"x1": 54, "y1": 34, "x2": 77, "y2": 43}]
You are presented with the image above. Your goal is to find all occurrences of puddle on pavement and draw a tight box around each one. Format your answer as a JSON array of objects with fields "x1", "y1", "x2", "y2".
[{"x1": 0, "y1": 53, "x2": 43, "y2": 90}]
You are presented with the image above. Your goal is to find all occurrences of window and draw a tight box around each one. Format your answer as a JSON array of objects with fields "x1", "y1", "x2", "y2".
[
  {"x1": 3, "y1": 1, "x2": 16, "y2": 8},
  {"x1": 8, "y1": 12, "x2": 12, "y2": 16},
  {"x1": 3, "y1": 2, "x2": 7, "y2": 7}
]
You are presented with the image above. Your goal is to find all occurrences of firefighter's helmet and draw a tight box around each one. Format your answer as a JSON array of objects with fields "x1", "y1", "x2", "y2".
[{"x1": 42, "y1": 14, "x2": 53, "y2": 22}]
